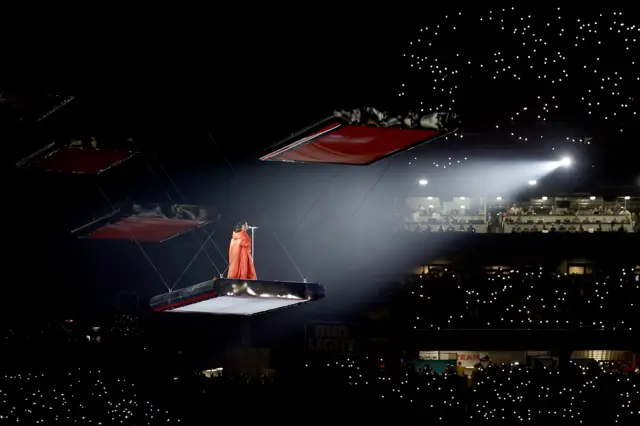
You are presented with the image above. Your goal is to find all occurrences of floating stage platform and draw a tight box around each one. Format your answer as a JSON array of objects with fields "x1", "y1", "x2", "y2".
[{"x1": 150, "y1": 278, "x2": 325, "y2": 315}]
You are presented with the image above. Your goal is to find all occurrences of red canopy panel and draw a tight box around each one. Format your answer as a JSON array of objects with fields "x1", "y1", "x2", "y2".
[
  {"x1": 25, "y1": 146, "x2": 134, "y2": 174},
  {"x1": 85, "y1": 217, "x2": 207, "y2": 243},
  {"x1": 260, "y1": 121, "x2": 448, "y2": 165}
]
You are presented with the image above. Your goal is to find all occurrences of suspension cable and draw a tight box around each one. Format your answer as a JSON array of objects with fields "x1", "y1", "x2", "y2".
[
  {"x1": 290, "y1": 170, "x2": 342, "y2": 241},
  {"x1": 348, "y1": 161, "x2": 393, "y2": 224},
  {"x1": 150, "y1": 153, "x2": 228, "y2": 267},
  {"x1": 308, "y1": 161, "x2": 393, "y2": 279},
  {"x1": 171, "y1": 225, "x2": 217, "y2": 290},
  {"x1": 257, "y1": 209, "x2": 307, "y2": 282},
  {"x1": 97, "y1": 185, "x2": 171, "y2": 292},
  {"x1": 206, "y1": 131, "x2": 308, "y2": 283},
  {"x1": 136, "y1": 150, "x2": 224, "y2": 280}
]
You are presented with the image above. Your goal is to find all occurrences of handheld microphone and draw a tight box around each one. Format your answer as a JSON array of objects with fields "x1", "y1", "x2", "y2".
[{"x1": 247, "y1": 226, "x2": 258, "y2": 230}]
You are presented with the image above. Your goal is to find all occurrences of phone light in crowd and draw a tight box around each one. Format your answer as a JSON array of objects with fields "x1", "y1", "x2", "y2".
[
  {"x1": 528, "y1": 180, "x2": 537, "y2": 186},
  {"x1": 419, "y1": 179, "x2": 428, "y2": 185}
]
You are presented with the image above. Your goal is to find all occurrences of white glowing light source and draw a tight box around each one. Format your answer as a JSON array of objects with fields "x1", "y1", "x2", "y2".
[
  {"x1": 496, "y1": 196, "x2": 502, "y2": 200},
  {"x1": 419, "y1": 179, "x2": 428, "y2": 185},
  {"x1": 528, "y1": 180, "x2": 537, "y2": 186},
  {"x1": 560, "y1": 157, "x2": 572, "y2": 167},
  {"x1": 589, "y1": 196, "x2": 596, "y2": 200},
  {"x1": 624, "y1": 196, "x2": 630, "y2": 200}
]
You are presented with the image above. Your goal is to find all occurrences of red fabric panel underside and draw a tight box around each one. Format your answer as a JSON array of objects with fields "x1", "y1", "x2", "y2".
[
  {"x1": 267, "y1": 125, "x2": 441, "y2": 165},
  {"x1": 88, "y1": 217, "x2": 206, "y2": 242},
  {"x1": 32, "y1": 147, "x2": 133, "y2": 173}
]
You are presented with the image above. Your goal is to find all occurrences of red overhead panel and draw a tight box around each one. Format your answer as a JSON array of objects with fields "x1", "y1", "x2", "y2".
[
  {"x1": 27, "y1": 147, "x2": 134, "y2": 174},
  {"x1": 86, "y1": 217, "x2": 207, "y2": 243},
  {"x1": 260, "y1": 122, "x2": 445, "y2": 165}
]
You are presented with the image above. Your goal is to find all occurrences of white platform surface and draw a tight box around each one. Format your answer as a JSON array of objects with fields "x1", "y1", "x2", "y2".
[{"x1": 169, "y1": 296, "x2": 306, "y2": 315}]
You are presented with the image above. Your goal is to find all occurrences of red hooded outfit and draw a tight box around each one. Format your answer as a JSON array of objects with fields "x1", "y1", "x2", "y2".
[{"x1": 227, "y1": 230, "x2": 257, "y2": 280}]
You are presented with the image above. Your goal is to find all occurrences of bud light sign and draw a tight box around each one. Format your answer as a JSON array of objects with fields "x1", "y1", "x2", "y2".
[{"x1": 306, "y1": 322, "x2": 358, "y2": 355}]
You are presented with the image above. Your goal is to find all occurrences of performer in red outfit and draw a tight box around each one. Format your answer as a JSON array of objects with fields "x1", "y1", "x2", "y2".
[{"x1": 227, "y1": 221, "x2": 257, "y2": 280}]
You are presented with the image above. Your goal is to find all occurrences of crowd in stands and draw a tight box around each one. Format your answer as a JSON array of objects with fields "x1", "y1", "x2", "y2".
[
  {"x1": 403, "y1": 199, "x2": 639, "y2": 233},
  {"x1": 304, "y1": 357, "x2": 640, "y2": 424},
  {"x1": 1, "y1": 314, "x2": 179, "y2": 425},
  {"x1": 1, "y1": 369, "x2": 178, "y2": 425},
  {"x1": 2, "y1": 269, "x2": 639, "y2": 425},
  {"x1": 3, "y1": 327, "x2": 638, "y2": 425},
  {"x1": 2, "y1": 314, "x2": 142, "y2": 348},
  {"x1": 494, "y1": 202, "x2": 638, "y2": 233},
  {"x1": 162, "y1": 356, "x2": 640, "y2": 424},
  {"x1": 399, "y1": 267, "x2": 639, "y2": 330}
]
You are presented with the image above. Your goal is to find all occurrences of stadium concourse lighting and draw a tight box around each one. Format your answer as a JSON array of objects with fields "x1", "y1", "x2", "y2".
[
  {"x1": 528, "y1": 180, "x2": 537, "y2": 186},
  {"x1": 418, "y1": 179, "x2": 428, "y2": 185}
]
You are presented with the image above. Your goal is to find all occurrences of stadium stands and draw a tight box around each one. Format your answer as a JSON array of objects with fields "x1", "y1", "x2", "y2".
[
  {"x1": 2, "y1": 315, "x2": 638, "y2": 424},
  {"x1": 402, "y1": 195, "x2": 639, "y2": 233},
  {"x1": 398, "y1": 267, "x2": 639, "y2": 331}
]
